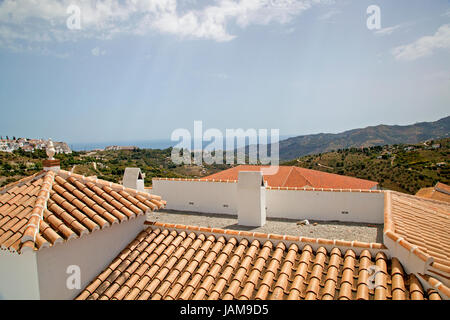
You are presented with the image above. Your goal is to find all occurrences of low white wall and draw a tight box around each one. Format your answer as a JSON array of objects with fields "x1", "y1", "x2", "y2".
[
  {"x1": 152, "y1": 180, "x2": 385, "y2": 224},
  {"x1": 152, "y1": 180, "x2": 237, "y2": 214},
  {"x1": 36, "y1": 215, "x2": 146, "y2": 300},
  {"x1": 0, "y1": 250, "x2": 40, "y2": 300},
  {"x1": 266, "y1": 189, "x2": 385, "y2": 223}
]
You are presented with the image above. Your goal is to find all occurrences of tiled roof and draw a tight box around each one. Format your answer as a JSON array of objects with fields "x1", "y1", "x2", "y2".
[
  {"x1": 76, "y1": 223, "x2": 441, "y2": 300},
  {"x1": 385, "y1": 192, "x2": 450, "y2": 270},
  {"x1": 144, "y1": 222, "x2": 387, "y2": 251},
  {"x1": 416, "y1": 182, "x2": 450, "y2": 203},
  {"x1": 0, "y1": 170, "x2": 165, "y2": 254},
  {"x1": 203, "y1": 165, "x2": 379, "y2": 190},
  {"x1": 384, "y1": 191, "x2": 450, "y2": 297},
  {"x1": 435, "y1": 182, "x2": 450, "y2": 194},
  {"x1": 418, "y1": 274, "x2": 450, "y2": 299}
]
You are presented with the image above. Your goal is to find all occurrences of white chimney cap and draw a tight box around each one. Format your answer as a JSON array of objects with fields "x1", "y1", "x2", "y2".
[{"x1": 46, "y1": 139, "x2": 56, "y2": 160}]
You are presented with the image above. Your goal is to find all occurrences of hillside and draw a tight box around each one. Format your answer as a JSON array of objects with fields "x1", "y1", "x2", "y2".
[
  {"x1": 0, "y1": 148, "x2": 226, "y2": 188},
  {"x1": 1, "y1": 136, "x2": 448, "y2": 195},
  {"x1": 282, "y1": 138, "x2": 449, "y2": 194},
  {"x1": 279, "y1": 116, "x2": 450, "y2": 160}
]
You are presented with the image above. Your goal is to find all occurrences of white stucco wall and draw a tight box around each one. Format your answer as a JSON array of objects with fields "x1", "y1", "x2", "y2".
[
  {"x1": 383, "y1": 234, "x2": 428, "y2": 275},
  {"x1": 266, "y1": 189, "x2": 385, "y2": 223},
  {"x1": 152, "y1": 180, "x2": 385, "y2": 223},
  {"x1": 152, "y1": 180, "x2": 237, "y2": 214},
  {"x1": 36, "y1": 215, "x2": 146, "y2": 300},
  {"x1": 0, "y1": 250, "x2": 40, "y2": 300}
]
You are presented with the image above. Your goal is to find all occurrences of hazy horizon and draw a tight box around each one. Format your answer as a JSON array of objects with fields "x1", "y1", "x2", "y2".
[
  {"x1": 66, "y1": 114, "x2": 448, "y2": 151},
  {"x1": 2, "y1": 114, "x2": 447, "y2": 148}
]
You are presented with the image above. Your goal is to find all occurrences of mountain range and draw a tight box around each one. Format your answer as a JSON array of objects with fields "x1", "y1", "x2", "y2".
[{"x1": 278, "y1": 116, "x2": 450, "y2": 160}]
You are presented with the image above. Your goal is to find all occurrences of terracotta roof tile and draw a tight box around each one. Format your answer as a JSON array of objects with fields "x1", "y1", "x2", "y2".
[
  {"x1": 434, "y1": 182, "x2": 450, "y2": 194},
  {"x1": 384, "y1": 191, "x2": 450, "y2": 274},
  {"x1": 416, "y1": 185, "x2": 450, "y2": 203},
  {"x1": 418, "y1": 274, "x2": 450, "y2": 298},
  {"x1": 203, "y1": 165, "x2": 379, "y2": 190},
  {"x1": 383, "y1": 191, "x2": 450, "y2": 299},
  {"x1": 77, "y1": 225, "x2": 439, "y2": 300},
  {"x1": 0, "y1": 170, "x2": 165, "y2": 254},
  {"x1": 144, "y1": 221, "x2": 387, "y2": 253}
]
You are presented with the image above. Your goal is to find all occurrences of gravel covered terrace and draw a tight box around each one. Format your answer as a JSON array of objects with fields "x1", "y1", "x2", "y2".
[{"x1": 147, "y1": 209, "x2": 384, "y2": 244}]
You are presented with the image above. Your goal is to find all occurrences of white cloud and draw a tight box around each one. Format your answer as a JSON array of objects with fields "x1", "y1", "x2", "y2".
[
  {"x1": 374, "y1": 24, "x2": 401, "y2": 36},
  {"x1": 318, "y1": 9, "x2": 340, "y2": 21},
  {"x1": 392, "y1": 24, "x2": 450, "y2": 61},
  {"x1": 91, "y1": 47, "x2": 106, "y2": 56},
  {"x1": 0, "y1": 0, "x2": 322, "y2": 51}
]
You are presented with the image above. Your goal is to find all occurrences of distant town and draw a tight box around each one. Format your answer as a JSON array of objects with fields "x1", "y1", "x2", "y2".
[
  {"x1": 0, "y1": 137, "x2": 72, "y2": 154},
  {"x1": 0, "y1": 136, "x2": 142, "y2": 154},
  {"x1": 104, "y1": 145, "x2": 138, "y2": 151}
]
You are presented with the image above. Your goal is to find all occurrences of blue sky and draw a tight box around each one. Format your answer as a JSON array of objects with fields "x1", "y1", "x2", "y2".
[{"x1": 0, "y1": 0, "x2": 449, "y2": 144}]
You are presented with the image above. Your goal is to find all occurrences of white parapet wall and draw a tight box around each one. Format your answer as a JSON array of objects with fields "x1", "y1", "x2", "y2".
[
  {"x1": 266, "y1": 189, "x2": 385, "y2": 223},
  {"x1": 152, "y1": 179, "x2": 238, "y2": 214},
  {"x1": 152, "y1": 179, "x2": 385, "y2": 224}
]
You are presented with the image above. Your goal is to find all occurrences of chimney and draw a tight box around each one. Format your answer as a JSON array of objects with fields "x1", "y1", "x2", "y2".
[
  {"x1": 237, "y1": 171, "x2": 266, "y2": 227},
  {"x1": 123, "y1": 168, "x2": 145, "y2": 192},
  {"x1": 43, "y1": 139, "x2": 60, "y2": 172}
]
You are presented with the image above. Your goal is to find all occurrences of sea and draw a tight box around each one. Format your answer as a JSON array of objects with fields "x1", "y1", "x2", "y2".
[
  {"x1": 69, "y1": 135, "x2": 294, "y2": 152},
  {"x1": 69, "y1": 139, "x2": 175, "y2": 152}
]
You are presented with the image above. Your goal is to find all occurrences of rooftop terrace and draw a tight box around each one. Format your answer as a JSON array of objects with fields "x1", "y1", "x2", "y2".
[{"x1": 148, "y1": 209, "x2": 384, "y2": 244}]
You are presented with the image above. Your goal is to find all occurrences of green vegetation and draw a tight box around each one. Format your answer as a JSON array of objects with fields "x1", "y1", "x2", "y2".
[
  {"x1": 1, "y1": 138, "x2": 448, "y2": 195},
  {"x1": 0, "y1": 147, "x2": 227, "y2": 187},
  {"x1": 282, "y1": 138, "x2": 450, "y2": 194}
]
